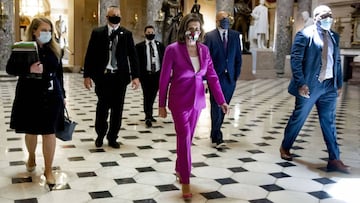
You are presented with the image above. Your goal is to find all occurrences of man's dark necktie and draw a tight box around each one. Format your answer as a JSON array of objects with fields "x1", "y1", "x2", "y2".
[
  {"x1": 110, "y1": 29, "x2": 118, "y2": 69},
  {"x1": 149, "y1": 42, "x2": 156, "y2": 73},
  {"x1": 319, "y1": 30, "x2": 328, "y2": 82},
  {"x1": 222, "y1": 31, "x2": 227, "y2": 52}
]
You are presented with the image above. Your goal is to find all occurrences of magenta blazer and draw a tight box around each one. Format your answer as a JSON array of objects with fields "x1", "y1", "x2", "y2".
[{"x1": 159, "y1": 42, "x2": 226, "y2": 112}]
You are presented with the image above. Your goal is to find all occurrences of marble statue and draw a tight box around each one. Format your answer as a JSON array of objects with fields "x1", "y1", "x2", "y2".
[
  {"x1": 250, "y1": 0, "x2": 269, "y2": 49},
  {"x1": 301, "y1": 11, "x2": 313, "y2": 28},
  {"x1": 161, "y1": 0, "x2": 182, "y2": 46},
  {"x1": 190, "y1": 0, "x2": 204, "y2": 24},
  {"x1": 232, "y1": 0, "x2": 251, "y2": 52}
]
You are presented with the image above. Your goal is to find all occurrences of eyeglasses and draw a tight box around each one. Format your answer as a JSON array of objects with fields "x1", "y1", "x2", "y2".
[{"x1": 319, "y1": 13, "x2": 332, "y2": 19}]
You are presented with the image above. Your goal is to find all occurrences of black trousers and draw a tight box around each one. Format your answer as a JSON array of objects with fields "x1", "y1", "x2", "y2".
[
  {"x1": 140, "y1": 71, "x2": 160, "y2": 120},
  {"x1": 94, "y1": 74, "x2": 128, "y2": 142}
]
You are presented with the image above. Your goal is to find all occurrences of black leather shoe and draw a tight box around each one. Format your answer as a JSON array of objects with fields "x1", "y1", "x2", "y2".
[
  {"x1": 327, "y1": 160, "x2": 350, "y2": 174},
  {"x1": 151, "y1": 117, "x2": 157, "y2": 122},
  {"x1": 280, "y1": 147, "x2": 292, "y2": 161},
  {"x1": 215, "y1": 141, "x2": 227, "y2": 149},
  {"x1": 145, "y1": 119, "x2": 152, "y2": 128},
  {"x1": 95, "y1": 137, "x2": 103, "y2": 147},
  {"x1": 108, "y1": 141, "x2": 120, "y2": 149}
]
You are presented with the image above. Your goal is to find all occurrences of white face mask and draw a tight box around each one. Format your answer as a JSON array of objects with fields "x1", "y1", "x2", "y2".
[
  {"x1": 319, "y1": 17, "x2": 333, "y2": 31},
  {"x1": 37, "y1": 31, "x2": 52, "y2": 44},
  {"x1": 185, "y1": 30, "x2": 201, "y2": 45}
]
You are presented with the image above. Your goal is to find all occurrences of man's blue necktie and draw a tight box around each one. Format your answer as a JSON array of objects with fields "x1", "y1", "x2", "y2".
[{"x1": 222, "y1": 31, "x2": 227, "y2": 52}]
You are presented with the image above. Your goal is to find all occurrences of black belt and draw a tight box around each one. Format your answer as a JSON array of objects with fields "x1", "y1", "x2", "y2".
[
  {"x1": 147, "y1": 71, "x2": 158, "y2": 75},
  {"x1": 105, "y1": 69, "x2": 117, "y2": 74},
  {"x1": 24, "y1": 73, "x2": 43, "y2": 79}
]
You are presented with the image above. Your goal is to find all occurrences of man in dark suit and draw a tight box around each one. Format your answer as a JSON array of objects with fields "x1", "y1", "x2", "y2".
[
  {"x1": 135, "y1": 25, "x2": 165, "y2": 128},
  {"x1": 204, "y1": 11, "x2": 242, "y2": 150},
  {"x1": 280, "y1": 5, "x2": 350, "y2": 173},
  {"x1": 83, "y1": 6, "x2": 140, "y2": 148}
]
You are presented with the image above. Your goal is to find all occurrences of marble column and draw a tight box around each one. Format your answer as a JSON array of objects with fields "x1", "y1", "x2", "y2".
[
  {"x1": 99, "y1": 0, "x2": 119, "y2": 26},
  {"x1": 146, "y1": 0, "x2": 163, "y2": 41},
  {"x1": 274, "y1": 0, "x2": 294, "y2": 77},
  {"x1": 0, "y1": 0, "x2": 14, "y2": 71},
  {"x1": 216, "y1": 0, "x2": 234, "y2": 15}
]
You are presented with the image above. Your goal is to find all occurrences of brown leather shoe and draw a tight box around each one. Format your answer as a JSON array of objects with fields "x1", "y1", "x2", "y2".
[
  {"x1": 327, "y1": 160, "x2": 350, "y2": 174},
  {"x1": 280, "y1": 147, "x2": 292, "y2": 161}
]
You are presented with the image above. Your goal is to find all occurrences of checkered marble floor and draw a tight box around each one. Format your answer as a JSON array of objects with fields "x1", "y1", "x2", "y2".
[{"x1": 0, "y1": 73, "x2": 359, "y2": 203}]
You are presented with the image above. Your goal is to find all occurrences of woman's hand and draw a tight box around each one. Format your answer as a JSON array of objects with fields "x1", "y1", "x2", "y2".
[
  {"x1": 30, "y1": 62, "x2": 43, "y2": 74},
  {"x1": 220, "y1": 103, "x2": 230, "y2": 114},
  {"x1": 159, "y1": 107, "x2": 167, "y2": 118}
]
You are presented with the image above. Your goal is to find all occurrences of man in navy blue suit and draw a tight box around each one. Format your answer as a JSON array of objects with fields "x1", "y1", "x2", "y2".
[
  {"x1": 280, "y1": 5, "x2": 350, "y2": 173},
  {"x1": 204, "y1": 11, "x2": 242, "y2": 149}
]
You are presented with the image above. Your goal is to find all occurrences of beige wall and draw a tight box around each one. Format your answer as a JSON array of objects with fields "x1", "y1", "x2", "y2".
[{"x1": 120, "y1": 0, "x2": 147, "y2": 43}]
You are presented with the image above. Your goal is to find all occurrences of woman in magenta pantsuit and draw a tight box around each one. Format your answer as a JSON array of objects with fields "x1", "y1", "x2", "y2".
[{"x1": 158, "y1": 13, "x2": 229, "y2": 200}]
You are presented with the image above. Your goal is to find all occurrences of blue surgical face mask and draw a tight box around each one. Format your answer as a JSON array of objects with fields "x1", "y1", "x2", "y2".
[
  {"x1": 319, "y1": 17, "x2": 333, "y2": 31},
  {"x1": 219, "y1": 18, "x2": 230, "y2": 29},
  {"x1": 37, "y1": 31, "x2": 52, "y2": 44}
]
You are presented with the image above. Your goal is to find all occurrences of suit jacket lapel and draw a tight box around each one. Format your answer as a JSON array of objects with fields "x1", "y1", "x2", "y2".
[
  {"x1": 328, "y1": 31, "x2": 336, "y2": 47},
  {"x1": 197, "y1": 45, "x2": 204, "y2": 71},
  {"x1": 179, "y1": 43, "x2": 192, "y2": 69}
]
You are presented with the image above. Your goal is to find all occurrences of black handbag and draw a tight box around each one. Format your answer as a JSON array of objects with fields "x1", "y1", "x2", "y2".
[{"x1": 56, "y1": 108, "x2": 77, "y2": 141}]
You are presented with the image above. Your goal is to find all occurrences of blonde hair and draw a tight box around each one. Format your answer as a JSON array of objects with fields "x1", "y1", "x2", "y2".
[{"x1": 26, "y1": 17, "x2": 62, "y2": 60}]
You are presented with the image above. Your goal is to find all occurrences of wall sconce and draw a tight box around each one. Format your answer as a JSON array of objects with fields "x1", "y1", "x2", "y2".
[
  {"x1": 88, "y1": 10, "x2": 97, "y2": 25},
  {"x1": 286, "y1": 16, "x2": 294, "y2": 30},
  {"x1": 130, "y1": 13, "x2": 138, "y2": 29},
  {"x1": 0, "y1": 2, "x2": 9, "y2": 31}
]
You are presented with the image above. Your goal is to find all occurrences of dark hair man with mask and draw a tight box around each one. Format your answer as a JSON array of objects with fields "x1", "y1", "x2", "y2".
[
  {"x1": 135, "y1": 25, "x2": 165, "y2": 128},
  {"x1": 83, "y1": 6, "x2": 140, "y2": 149},
  {"x1": 204, "y1": 11, "x2": 242, "y2": 150}
]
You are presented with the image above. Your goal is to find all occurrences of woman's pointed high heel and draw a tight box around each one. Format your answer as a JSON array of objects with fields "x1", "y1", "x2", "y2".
[{"x1": 44, "y1": 174, "x2": 56, "y2": 191}]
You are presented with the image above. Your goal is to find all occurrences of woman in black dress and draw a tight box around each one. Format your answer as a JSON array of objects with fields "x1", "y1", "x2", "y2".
[{"x1": 6, "y1": 17, "x2": 65, "y2": 189}]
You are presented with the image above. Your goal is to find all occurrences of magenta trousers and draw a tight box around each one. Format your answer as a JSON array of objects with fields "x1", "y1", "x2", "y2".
[{"x1": 171, "y1": 108, "x2": 201, "y2": 184}]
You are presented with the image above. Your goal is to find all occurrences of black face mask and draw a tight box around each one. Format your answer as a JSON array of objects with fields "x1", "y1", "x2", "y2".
[
  {"x1": 145, "y1": 34, "x2": 155, "y2": 40},
  {"x1": 108, "y1": 16, "x2": 121, "y2": 24}
]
